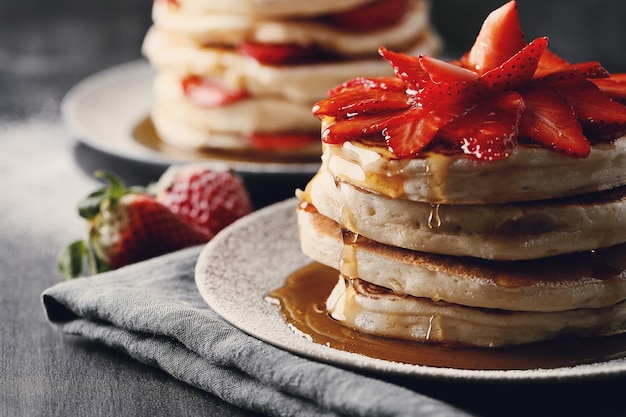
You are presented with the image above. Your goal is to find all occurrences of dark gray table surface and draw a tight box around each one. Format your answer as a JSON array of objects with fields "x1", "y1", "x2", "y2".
[{"x1": 3, "y1": 1, "x2": 626, "y2": 416}]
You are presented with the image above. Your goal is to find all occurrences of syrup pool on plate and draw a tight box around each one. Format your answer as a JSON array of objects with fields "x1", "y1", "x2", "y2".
[{"x1": 266, "y1": 262, "x2": 626, "y2": 371}]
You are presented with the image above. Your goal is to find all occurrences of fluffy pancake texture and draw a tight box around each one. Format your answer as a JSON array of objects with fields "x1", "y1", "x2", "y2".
[
  {"x1": 297, "y1": 202, "x2": 626, "y2": 313},
  {"x1": 322, "y1": 138, "x2": 626, "y2": 204},
  {"x1": 142, "y1": 0, "x2": 441, "y2": 156},
  {"x1": 306, "y1": 168, "x2": 626, "y2": 260},
  {"x1": 297, "y1": 145, "x2": 626, "y2": 347},
  {"x1": 297, "y1": 203, "x2": 626, "y2": 347},
  {"x1": 328, "y1": 276, "x2": 626, "y2": 348}
]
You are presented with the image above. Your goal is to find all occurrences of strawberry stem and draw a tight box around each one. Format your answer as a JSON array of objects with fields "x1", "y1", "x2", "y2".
[
  {"x1": 60, "y1": 171, "x2": 132, "y2": 278},
  {"x1": 95, "y1": 170, "x2": 127, "y2": 200},
  {"x1": 78, "y1": 171, "x2": 130, "y2": 220},
  {"x1": 57, "y1": 240, "x2": 88, "y2": 279}
]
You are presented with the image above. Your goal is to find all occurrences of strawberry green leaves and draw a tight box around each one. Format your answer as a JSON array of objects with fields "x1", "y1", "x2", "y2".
[
  {"x1": 313, "y1": 0, "x2": 626, "y2": 161},
  {"x1": 57, "y1": 240, "x2": 106, "y2": 280},
  {"x1": 77, "y1": 170, "x2": 136, "y2": 220}
]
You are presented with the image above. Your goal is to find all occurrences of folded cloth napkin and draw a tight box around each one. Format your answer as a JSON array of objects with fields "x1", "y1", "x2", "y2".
[{"x1": 42, "y1": 245, "x2": 472, "y2": 417}]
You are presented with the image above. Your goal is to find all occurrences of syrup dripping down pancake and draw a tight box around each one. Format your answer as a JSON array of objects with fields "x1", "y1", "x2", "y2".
[
  {"x1": 297, "y1": 203, "x2": 626, "y2": 347},
  {"x1": 296, "y1": 201, "x2": 626, "y2": 312},
  {"x1": 304, "y1": 169, "x2": 626, "y2": 260}
]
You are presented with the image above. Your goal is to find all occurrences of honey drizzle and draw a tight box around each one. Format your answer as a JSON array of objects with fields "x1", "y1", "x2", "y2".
[{"x1": 424, "y1": 152, "x2": 452, "y2": 203}]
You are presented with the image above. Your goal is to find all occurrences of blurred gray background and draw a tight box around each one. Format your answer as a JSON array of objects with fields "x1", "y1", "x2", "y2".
[
  {"x1": 433, "y1": 0, "x2": 626, "y2": 73},
  {"x1": 1, "y1": 0, "x2": 625, "y2": 122}
]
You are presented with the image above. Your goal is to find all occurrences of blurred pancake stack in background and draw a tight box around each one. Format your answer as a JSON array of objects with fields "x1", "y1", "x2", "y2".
[{"x1": 141, "y1": 0, "x2": 441, "y2": 159}]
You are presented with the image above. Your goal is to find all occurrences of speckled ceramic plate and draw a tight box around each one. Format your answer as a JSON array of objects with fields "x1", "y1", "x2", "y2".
[
  {"x1": 195, "y1": 198, "x2": 626, "y2": 381},
  {"x1": 61, "y1": 60, "x2": 320, "y2": 174}
]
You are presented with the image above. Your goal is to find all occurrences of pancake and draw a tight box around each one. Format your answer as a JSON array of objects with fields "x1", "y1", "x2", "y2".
[
  {"x1": 150, "y1": 0, "x2": 433, "y2": 54},
  {"x1": 326, "y1": 276, "x2": 626, "y2": 348},
  {"x1": 322, "y1": 138, "x2": 626, "y2": 204},
  {"x1": 157, "y1": 0, "x2": 384, "y2": 19},
  {"x1": 152, "y1": 69, "x2": 317, "y2": 130},
  {"x1": 297, "y1": 200, "x2": 626, "y2": 312},
  {"x1": 151, "y1": 103, "x2": 321, "y2": 155},
  {"x1": 145, "y1": 29, "x2": 438, "y2": 154},
  {"x1": 143, "y1": 0, "x2": 441, "y2": 155},
  {"x1": 304, "y1": 168, "x2": 626, "y2": 260},
  {"x1": 142, "y1": 26, "x2": 441, "y2": 105}
]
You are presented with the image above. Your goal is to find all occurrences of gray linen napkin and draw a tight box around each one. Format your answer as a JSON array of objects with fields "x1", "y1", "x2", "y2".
[{"x1": 42, "y1": 245, "x2": 473, "y2": 417}]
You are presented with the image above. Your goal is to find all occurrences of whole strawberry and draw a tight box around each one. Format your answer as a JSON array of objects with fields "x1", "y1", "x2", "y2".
[
  {"x1": 151, "y1": 165, "x2": 253, "y2": 237},
  {"x1": 58, "y1": 171, "x2": 213, "y2": 279}
]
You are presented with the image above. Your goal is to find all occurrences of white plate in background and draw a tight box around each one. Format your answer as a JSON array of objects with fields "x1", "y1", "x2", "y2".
[{"x1": 61, "y1": 60, "x2": 320, "y2": 174}]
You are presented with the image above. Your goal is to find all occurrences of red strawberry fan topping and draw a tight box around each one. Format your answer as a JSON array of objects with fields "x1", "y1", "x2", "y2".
[{"x1": 313, "y1": 0, "x2": 626, "y2": 161}]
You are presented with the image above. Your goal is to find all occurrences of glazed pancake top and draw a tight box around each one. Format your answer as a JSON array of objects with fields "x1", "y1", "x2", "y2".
[
  {"x1": 297, "y1": 201, "x2": 626, "y2": 312},
  {"x1": 322, "y1": 138, "x2": 626, "y2": 204}
]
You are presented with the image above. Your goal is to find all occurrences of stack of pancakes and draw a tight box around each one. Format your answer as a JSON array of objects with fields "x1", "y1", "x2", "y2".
[
  {"x1": 141, "y1": 0, "x2": 441, "y2": 157},
  {"x1": 296, "y1": 131, "x2": 626, "y2": 348}
]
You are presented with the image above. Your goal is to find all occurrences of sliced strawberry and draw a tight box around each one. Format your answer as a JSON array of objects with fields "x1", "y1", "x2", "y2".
[
  {"x1": 313, "y1": 82, "x2": 410, "y2": 119},
  {"x1": 182, "y1": 75, "x2": 247, "y2": 107},
  {"x1": 437, "y1": 91, "x2": 523, "y2": 161},
  {"x1": 322, "y1": 113, "x2": 391, "y2": 145},
  {"x1": 591, "y1": 74, "x2": 626, "y2": 104},
  {"x1": 419, "y1": 55, "x2": 481, "y2": 84},
  {"x1": 237, "y1": 41, "x2": 321, "y2": 66},
  {"x1": 324, "y1": 0, "x2": 409, "y2": 32},
  {"x1": 464, "y1": 0, "x2": 527, "y2": 74},
  {"x1": 153, "y1": 165, "x2": 252, "y2": 236},
  {"x1": 383, "y1": 103, "x2": 469, "y2": 158},
  {"x1": 417, "y1": 55, "x2": 487, "y2": 106},
  {"x1": 326, "y1": 76, "x2": 406, "y2": 96},
  {"x1": 519, "y1": 82, "x2": 590, "y2": 157},
  {"x1": 480, "y1": 37, "x2": 548, "y2": 91},
  {"x1": 539, "y1": 61, "x2": 609, "y2": 84},
  {"x1": 553, "y1": 77, "x2": 626, "y2": 141},
  {"x1": 314, "y1": 2, "x2": 626, "y2": 161},
  {"x1": 379, "y1": 47, "x2": 429, "y2": 90},
  {"x1": 245, "y1": 132, "x2": 320, "y2": 150},
  {"x1": 535, "y1": 48, "x2": 570, "y2": 77}
]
